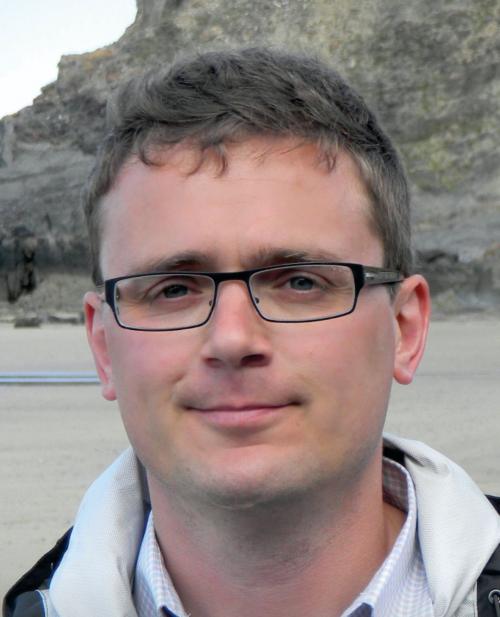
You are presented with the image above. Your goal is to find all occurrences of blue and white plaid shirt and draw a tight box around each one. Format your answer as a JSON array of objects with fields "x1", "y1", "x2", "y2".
[{"x1": 133, "y1": 458, "x2": 433, "y2": 617}]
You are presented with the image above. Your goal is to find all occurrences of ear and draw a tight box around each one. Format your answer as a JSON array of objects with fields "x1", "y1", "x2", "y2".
[
  {"x1": 392, "y1": 274, "x2": 431, "y2": 385},
  {"x1": 84, "y1": 291, "x2": 117, "y2": 401}
]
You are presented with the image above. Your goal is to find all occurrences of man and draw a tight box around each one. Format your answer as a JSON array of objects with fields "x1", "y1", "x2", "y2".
[{"x1": 4, "y1": 47, "x2": 500, "y2": 617}]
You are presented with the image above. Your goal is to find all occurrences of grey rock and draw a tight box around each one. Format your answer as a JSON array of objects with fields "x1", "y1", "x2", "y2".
[
  {"x1": 1, "y1": 0, "x2": 499, "y2": 313},
  {"x1": 14, "y1": 314, "x2": 42, "y2": 328},
  {"x1": 0, "y1": 312, "x2": 15, "y2": 324},
  {"x1": 47, "y1": 311, "x2": 83, "y2": 325}
]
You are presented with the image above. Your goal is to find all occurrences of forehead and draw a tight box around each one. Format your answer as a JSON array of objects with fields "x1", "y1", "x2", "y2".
[{"x1": 99, "y1": 138, "x2": 382, "y2": 277}]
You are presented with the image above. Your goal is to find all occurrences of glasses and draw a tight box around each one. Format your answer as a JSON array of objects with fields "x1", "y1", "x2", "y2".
[{"x1": 102, "y1": 262, "x2": 404, "y2": 331}]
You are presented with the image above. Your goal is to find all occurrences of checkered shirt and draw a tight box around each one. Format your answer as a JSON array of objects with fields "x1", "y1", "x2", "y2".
[{"x1": 133, "y1": 458, "x2": 434, "y2": 617}]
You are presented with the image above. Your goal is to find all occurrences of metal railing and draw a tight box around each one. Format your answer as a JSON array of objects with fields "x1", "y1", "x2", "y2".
[{"x1": 0, "y1": 371, "x2": 99, "y2": 384}]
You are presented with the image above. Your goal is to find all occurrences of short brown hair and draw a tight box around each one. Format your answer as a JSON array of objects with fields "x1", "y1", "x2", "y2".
[{"x1": 83, "y1": 47, "x2": 412, "y2": 285}]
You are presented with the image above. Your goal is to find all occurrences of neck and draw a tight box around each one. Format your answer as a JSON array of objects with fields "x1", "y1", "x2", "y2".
[{"x1": 147, "y1": 454, "x2": 405, "y2": 617}]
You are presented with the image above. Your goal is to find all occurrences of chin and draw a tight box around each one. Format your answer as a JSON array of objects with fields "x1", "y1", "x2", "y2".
[
  {"x1": 178, "y1": 456, "x2": 327, "y2": 513},
  {"x1": 201, "y1": 479, "x2": 306, "y2": 512}
]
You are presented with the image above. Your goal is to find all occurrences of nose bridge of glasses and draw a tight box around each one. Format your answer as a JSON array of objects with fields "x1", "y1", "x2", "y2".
[{"x1": 211, "y1": 270, "x2": 258, "y2": 312}]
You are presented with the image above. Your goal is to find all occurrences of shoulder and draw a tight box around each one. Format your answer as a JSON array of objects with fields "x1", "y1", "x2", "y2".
[
  {"x1": 487, "y1": 495, "x2": 500, "y2": 515},
  {"x1": 477, "y1": 500, "x2": 500, "y2": 617},
  {"x1": 2, "y1": 529, "x2": 71, "y2": 617},
  {"x1": 3, "y1": 592, "x2": 47, "y2": 617}
]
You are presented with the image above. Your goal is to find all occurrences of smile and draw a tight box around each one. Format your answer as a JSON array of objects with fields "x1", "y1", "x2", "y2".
[{"x1": 188, "y1": 403, "x2": 294, "y2": 431}]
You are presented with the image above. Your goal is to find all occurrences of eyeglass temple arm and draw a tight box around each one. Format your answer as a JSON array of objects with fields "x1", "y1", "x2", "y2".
[
  {"x1": 93, "y1": 284, "x2": 109, "y2": 306},
  {"x1": 363, "y1": 267, "x2": 404, "y2": 286}
]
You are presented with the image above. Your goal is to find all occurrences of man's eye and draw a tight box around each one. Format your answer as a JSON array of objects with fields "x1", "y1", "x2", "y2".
[
  {"x1": 287, "y1": 276, "x2": 317, "y2": 291},
  {"x1": 160, "y1": 283, "x2": 189, "y2": 299},
  {"x1": 144, "y1": 278, "x2": 199, "y2": 302}
]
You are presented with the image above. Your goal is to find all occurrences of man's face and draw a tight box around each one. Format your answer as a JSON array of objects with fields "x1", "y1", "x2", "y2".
[{"x1": 86, "y1": 138, "x2": 423, "y2": 508}]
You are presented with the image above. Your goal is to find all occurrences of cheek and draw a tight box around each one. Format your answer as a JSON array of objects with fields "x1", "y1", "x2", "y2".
[
  {"x1": 105, "y1": 330, "x2": 201, "y2": 470},
  {"x1": 107, "y1": 330, "x2": 196, "y2": 409},
  {"x1": 284, "y1": 309, "x2": 396, "y2": 424}
]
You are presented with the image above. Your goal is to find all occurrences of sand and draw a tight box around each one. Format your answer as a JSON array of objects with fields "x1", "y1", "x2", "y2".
[{"x1": 1, "y1": 320, "x2": 499, "y2": 595}]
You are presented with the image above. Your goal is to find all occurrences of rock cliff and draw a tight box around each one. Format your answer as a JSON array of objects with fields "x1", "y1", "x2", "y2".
[{"x1": 1, "y1": 0, "x2": 499, "y2": 314}]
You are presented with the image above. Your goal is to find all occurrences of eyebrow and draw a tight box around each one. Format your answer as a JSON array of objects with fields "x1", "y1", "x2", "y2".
[
  {"x1": 127, "y1": 251, "x2": 214, "y2": 275},
  {"x1": 127, "y1": 247, "x2": 346, "y2": 275},
  {"x1": 247, "y1": 247, "x2": 345, "y2": 268}
]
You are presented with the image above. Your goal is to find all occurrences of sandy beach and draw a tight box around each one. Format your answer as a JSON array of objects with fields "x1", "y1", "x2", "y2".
[{"x1": 1, "y1": 320, "x2": 499, "y2": 595}]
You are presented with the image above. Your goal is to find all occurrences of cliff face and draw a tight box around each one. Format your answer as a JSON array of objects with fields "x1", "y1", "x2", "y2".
[{"x1": 1, "y1": 0, "x2": 499, "y2": 312}]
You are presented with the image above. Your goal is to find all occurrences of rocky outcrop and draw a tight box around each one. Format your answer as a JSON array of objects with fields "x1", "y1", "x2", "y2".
[{"x1": 1, "y1": 0, "x2": 499, "y2": 313}]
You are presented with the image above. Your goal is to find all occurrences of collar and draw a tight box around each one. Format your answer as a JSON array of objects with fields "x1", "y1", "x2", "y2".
[
  {"x1": 47, "y1": 440, "x2": 500, "y2": 617},
  {"x1": 340, "y1": 457, "x2": 432, "y2": 616},
  {"x1": 134, "y1": 512, "x2": 189, "y2": 617}
]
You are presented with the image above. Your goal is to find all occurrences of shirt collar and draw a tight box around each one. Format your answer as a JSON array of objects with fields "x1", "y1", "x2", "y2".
[
  {"x1": 134, "y1": 512, "x2": 189, "y2": 617},
  {"x1": 340, "y1": 457, "x2": 418, "y2": 616}
]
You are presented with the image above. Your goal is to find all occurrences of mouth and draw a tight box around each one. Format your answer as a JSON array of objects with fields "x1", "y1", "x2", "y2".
[{"x1": 188, "y1": 402, "x2": 296, "y2": 431}]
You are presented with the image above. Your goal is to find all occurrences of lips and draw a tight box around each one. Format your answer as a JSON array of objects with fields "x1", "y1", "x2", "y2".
[
  {"x1": 195, "y1": 403, "x2": 290, "y2": 412},
  {"x1": 187, "y1": 401, "x2": 295, "y2": 431}
]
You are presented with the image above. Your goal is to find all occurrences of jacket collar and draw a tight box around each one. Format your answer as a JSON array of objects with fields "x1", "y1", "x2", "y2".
[{"x1": 49, "y1": 438, "x2": 500, "y2": 617}]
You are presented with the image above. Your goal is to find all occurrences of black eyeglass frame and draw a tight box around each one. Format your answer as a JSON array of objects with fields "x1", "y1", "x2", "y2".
[{"x1": 101, "y1": 262, "x2": 404, "y2": 332}]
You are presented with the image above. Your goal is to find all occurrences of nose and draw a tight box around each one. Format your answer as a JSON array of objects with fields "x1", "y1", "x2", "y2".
[{"x1": 200, "y1": 280, "x2": 273, "y2": 369}]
